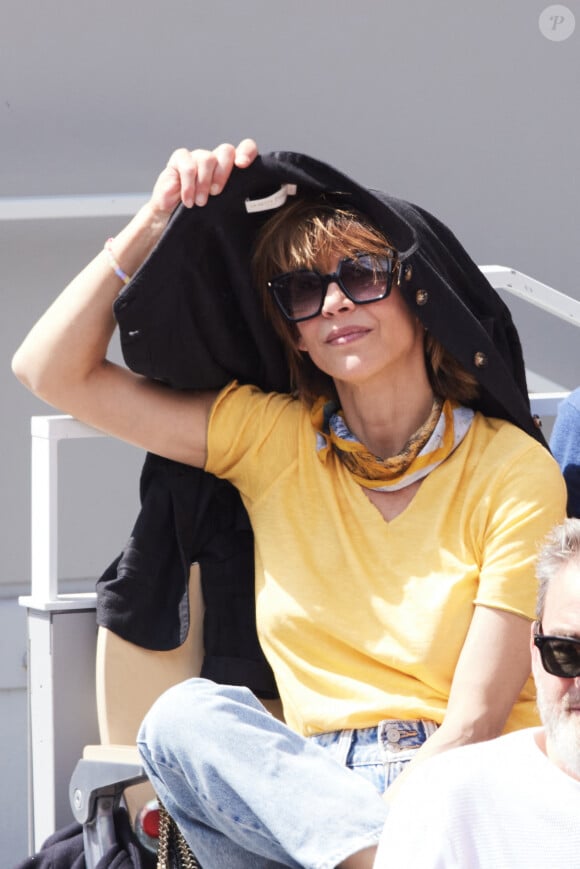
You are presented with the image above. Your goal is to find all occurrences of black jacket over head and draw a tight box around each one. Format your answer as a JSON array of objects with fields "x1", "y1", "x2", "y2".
[{"x1": 97, "y1": 151, "x2": 543, "y2": 691}]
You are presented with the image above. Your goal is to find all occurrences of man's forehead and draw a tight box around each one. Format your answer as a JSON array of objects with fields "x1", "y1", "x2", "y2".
[{"x1": 542, "y1": 560, "x2": 580, "y2": 633}]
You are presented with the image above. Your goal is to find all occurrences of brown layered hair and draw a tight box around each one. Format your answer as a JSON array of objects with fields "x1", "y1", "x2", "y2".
[{"x1": 252, "y1": 196, "x2": 479, "y2": 406}]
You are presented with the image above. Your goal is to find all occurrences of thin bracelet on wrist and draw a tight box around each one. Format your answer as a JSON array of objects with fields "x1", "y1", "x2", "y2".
[{"x1": 104, "y1": 238, "x2": 132, "y2": 285}]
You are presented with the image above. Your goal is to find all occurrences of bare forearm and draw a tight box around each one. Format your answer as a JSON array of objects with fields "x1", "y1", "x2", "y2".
[
  {"x1": 409, "y1": 710, "x2": 504, "y2": 766},
  {"x1": 12, "y1": 202, "x2": 168, "y2": 405}
]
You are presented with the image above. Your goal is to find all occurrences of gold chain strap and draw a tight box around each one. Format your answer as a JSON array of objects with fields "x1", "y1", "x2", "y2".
[
  {"x1": 156, "y1": 801, "x2": 201, "y2": 869},
  {"x1": 156, "y1": 802, "x2": 172, "y2": 869},
  {"x1": 176, "y1": 824, "x2": 201, "y2": 869}
]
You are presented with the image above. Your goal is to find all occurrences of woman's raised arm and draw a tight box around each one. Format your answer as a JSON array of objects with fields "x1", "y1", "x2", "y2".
[{"x1": 12, "y1": 139, "x2": 258, "y2": 468}]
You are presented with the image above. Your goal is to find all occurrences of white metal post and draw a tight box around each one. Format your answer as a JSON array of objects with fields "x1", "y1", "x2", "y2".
[{"x1": 20, "y1": 416, "x2": 108, "y2": 852}]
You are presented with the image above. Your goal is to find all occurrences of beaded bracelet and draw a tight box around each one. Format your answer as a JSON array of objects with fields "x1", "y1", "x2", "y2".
[{"x1": 104, "y1": 238, "x2": 132, "y2": 285}]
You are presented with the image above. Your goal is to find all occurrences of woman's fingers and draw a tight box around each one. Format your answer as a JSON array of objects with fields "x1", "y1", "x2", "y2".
[
  {"x1": 199, "y1": 143, "x2": 236, "y2": 204},
  {"x1": 170, "y1": 147, "x2": 207, "y2": 208},
  {"x1": 234, "y1": 138, "x2": 259, "y2": 168},
  {"x1": 150, "y1": 148, "x2": 196, "y2": 212},
  {"x1": 150, "y1": 139, "x2": 259, "y2": 214},
  {"x1": 194, "y1": 139, "x2": 258, "y2": 203}
]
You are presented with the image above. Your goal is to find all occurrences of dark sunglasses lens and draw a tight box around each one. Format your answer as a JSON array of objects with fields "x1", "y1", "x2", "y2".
[
  {"x1": 274, "y1": 271, "x2": 323, "y2": 321},
  {"x1": 340, "y1": 255, "x2": 392, "y2": 302},
  {"x1": 543, "y1": 638, "x2": 580, "y2": 677},
  {"x1": 271, "y1": 253, "x2": 395, "y2": 321}
]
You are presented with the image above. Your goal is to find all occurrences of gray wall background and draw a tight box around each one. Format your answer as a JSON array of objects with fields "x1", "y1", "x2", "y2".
[{"x1": 1, "y1": 0, "x2": 579, "y2": 862}]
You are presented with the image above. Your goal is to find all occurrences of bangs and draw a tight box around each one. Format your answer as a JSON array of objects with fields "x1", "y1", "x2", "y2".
[{"x1": 253, "y1": 199, "x2": 393, "y2": 280}]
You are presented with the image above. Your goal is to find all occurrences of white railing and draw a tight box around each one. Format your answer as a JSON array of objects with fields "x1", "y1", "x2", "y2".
[
  {"x1": 0, "y1": 194, "x2": 148, "y2": 221},
  {"x1": 19, "y1": 416, "x2": 108, "y2": 612},
  {"x1": 481, "y1": 265, "x2": 580, "y2": 329}
]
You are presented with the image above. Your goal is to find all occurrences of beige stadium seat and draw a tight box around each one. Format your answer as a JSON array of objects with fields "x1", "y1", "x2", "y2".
[{"x1": 69, "y1": 564, "x2": 205, "y2": 867}]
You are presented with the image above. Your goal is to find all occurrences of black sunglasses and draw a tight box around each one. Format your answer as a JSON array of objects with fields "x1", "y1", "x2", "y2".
[
  {"x1": 533, "y1": 622, "x2": 580, "y2": 678},
  {"x1": 267, "y1": 251, "x2": 397, "y2": 323}
]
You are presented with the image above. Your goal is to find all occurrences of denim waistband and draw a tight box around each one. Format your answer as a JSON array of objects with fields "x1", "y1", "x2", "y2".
[
  {"x1": 310, "y1": 718, "x2": 439, "y2": 793},
  {"x1": 312, "y1": 718, "x2": 438, "y2": 755}
]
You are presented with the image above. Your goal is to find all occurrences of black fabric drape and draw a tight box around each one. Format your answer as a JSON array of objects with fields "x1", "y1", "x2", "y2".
[{"x1": 97, "y1": 453, "x2": 277, "y2": 697}]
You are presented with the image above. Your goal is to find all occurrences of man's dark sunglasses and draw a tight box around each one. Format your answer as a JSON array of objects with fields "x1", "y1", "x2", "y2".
[
  {"x1": 533, "y1": 622, "x2": 580, "y2": 678},
  {"x1": 267, "y1": 251, "x2": 397, "y2": 323}
]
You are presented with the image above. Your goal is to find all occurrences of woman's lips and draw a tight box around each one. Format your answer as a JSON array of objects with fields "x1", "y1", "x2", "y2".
[{"x1": 324, "y1": 326, "x2": 370, "y2": 345}]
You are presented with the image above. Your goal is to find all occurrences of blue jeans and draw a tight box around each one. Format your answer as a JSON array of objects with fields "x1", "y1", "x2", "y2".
[
  {"x1": 311, "y1": 718, "x2": 438, "y2": 795},
  {"x1": 137, "y1": 678, "x2": 436, "y2": 869}
]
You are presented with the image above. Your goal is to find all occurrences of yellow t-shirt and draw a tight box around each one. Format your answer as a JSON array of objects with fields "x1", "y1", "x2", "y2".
[{"x1": 206, "y1": 382, "x2": 566, "y2": 736}]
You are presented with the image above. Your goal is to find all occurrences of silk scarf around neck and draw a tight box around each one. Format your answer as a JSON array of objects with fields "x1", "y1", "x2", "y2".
[{"x1": 311, "y1": 396, "x2": 474, "y2": 492}]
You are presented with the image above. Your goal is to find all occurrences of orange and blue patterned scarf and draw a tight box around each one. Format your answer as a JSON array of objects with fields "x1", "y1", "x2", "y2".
[{"x1": 311, "y1": 396, "x2": 474, "y2": 491}]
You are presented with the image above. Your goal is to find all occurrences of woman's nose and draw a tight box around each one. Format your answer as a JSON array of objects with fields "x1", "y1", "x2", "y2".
[{"x1": 321, "y1": 281, "x2": 354, "y2": 316}]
